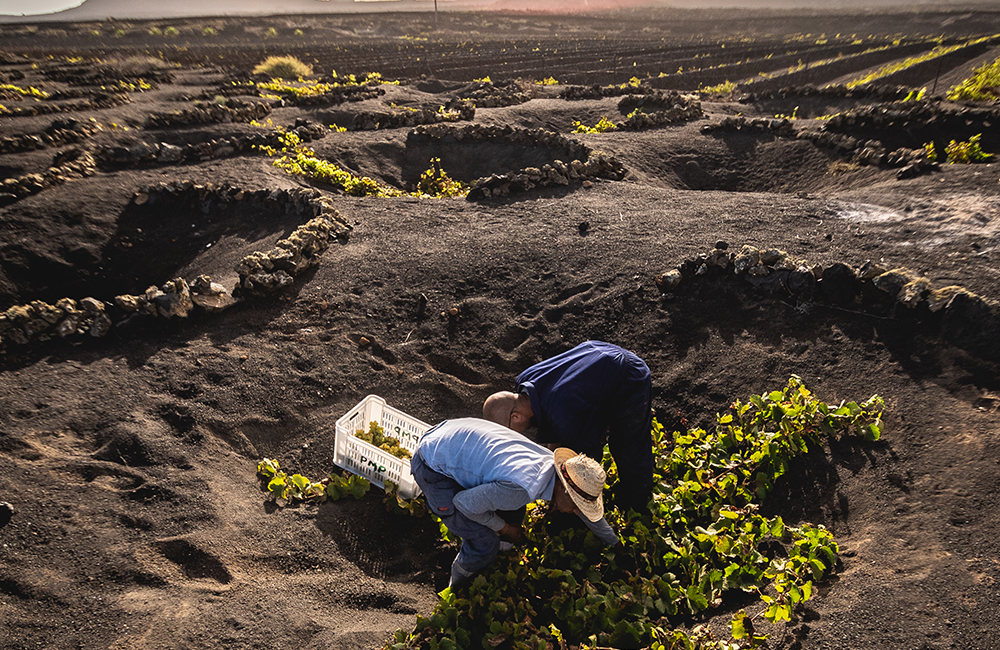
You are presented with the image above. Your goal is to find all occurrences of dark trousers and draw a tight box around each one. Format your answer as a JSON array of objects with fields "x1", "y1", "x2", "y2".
[{"x1": 410, "y1": 451, "x2": 501, "y2": 587}]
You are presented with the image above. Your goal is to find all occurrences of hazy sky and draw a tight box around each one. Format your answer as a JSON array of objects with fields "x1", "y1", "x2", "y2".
[{"x1": 1, "y1": 0, "x2": 84, "y2": 15}]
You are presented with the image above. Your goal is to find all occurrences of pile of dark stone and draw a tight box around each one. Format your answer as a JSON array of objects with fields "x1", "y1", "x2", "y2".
[
  {"x1": 1, "y1": 92, "x2": 129, "y2": 118},
  {"x1": 461, "y1": 80, "x2": 534, "y2": 108},
  {"x1": 143, "y1": 99, "x2": 272, "y2": 128},
  {"x1": 657, "y1": 243, "x2": 1000, "y2": 363},
  {"x1": 0, "y1": 118, "x2": 100, "y2": 155},
  {"x1": 350, "y1": 99, "x2": 475, "y2": 131},
  {"x1": 95, "y1": 118, "x2": 327, "y2": 168},
  {"x1": 0, "y1": 182, "x2": 351, "y2": 353},
  {"x1": 0, "y1": 147, "x2": 96, "y2": 207},
  {"x1": 559, "y1": 83, "x2": 652, "y2": 100},
  {"x1": 740, "y1": 83, "x2": 915, "y2": 103},
  {"x1": 617, "y1": 91, "x2": 704, "y2": 129}
]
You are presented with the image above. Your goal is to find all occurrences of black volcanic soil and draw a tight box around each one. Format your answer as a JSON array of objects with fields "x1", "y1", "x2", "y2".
[{"x1": 1, "y1": 8, "x2": 1000, "y2": 650}]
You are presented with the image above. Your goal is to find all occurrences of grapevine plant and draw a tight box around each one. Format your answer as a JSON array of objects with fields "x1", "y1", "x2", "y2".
[
  {"x1": 387, "y1": 376, "x2": 883, "y2": 650},
  {"x1": 948, "y1": 55, "x2": 1000, "y2": 101},
  {"x1": 257, "y1": 457, "x2": 372, "y2": 503},
  {"x1": 258, "y1": 128, "x2": 466, "y2": 198}
]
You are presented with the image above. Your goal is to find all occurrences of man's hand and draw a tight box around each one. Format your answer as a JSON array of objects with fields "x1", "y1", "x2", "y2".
[{"x1": 499, "y1": 522, "x2": 525, "y2": 544}]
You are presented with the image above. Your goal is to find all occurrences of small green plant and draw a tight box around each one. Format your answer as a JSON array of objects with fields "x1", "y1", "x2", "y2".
[
  {"x1": 113, "y1": 28, "x2": 126, "y2": 38},
  {"x1": 261, "y1": 129, "x2": 400, "y2": 197},
  {"x1": 536, "y1": 76, "x2": 559, "y2": 85},
  {"x1": 699, "y1": 80, "x2": 738, "y2": 95},
  {"x1": 774, "y1": 106, "x2": 799, "y2": 120},
  {"x1": 923, "y1": 141, "x2": 938, "y2": 162},
  {"x1": 252, "y1": 55, "x2": 313, "y2": 79},
  {"x1": 903, "y1": 87, "x2": 926, "y2": 102},
  {"x1": 0, "y1": 84, "x2": 49, "y2": 99},
  {"x1": 473, "y1": 75, "x2": 492, "y2": 83},
  {"x1": 618, "y1": 76, "x2": 643, "y2": 89},
  {"x1": 260, "y1": 125, "x2": 457, "y2": 199},
  {"x1": 944, "y1": 133, "x2": 994, "y2": 164},
  {"x1": 264, "y1": 27, "x2": 278, "y2": 38},
  {"x1": 148, "y1": 26, "x2": 162, "y2": 36},
  {"x1": 163, "y1": 26, "x2": 180, "y2": 37},
  {"x1": 294, "y1": 28, "x2": 304, "y2": 36},
  {"x1": 948, "y1": 55, "x2": 1000, "y2": 101},
  {"x1": 572, "y1": 116, "x2": 619, "y2": 133},
  {"x1": 202, "y1": 26, "x2": 217, "y2": 36},
  {"x1": 257, "y1": 457, "x2": 371, "y2": 503},
  {"x1": 416, "y1": 157, "x2": 467, "y2": 198}
]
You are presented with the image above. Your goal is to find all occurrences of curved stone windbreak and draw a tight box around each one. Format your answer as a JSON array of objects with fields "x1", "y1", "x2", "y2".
[
  {"x1": 616, "y1": 90, "x2": 703, "y2": 129},
  {"x1": 0, "y1": 183, "x2": 351, "y2": 355},
  {"x1": 0, "y1": 148, "x2": 97, "y2": 207},
  {"x1": 741, "y1": 83, "x2": 917, "y2": 103},
  {"x1": 269, "y1": 85, "x2": 385, "y2": 107},
  {"x1": 203, "y1": 79, "x2": 385, "y2": 106},
  {"x1": 348, "y1": 99, "x2": 475, "y2": 131},
  {"x1": 406, "y1": 123, "x2": 627, "y2": 199},
  {"x1": 408, "y1": 123, "x2": 591, "y2": 161},
  {"x1": 0, "y1": 92, "x2": 129, "y2": 118},
  {"x1": 461, "y1": 79, "x2": 534, "y2": 108},
  {"x1": 143, "y1": 99, "x2": 272, "y2": 129},
  {"x1": 0, "y1": 117, "x2": 100, "y2": 155},
  {"x1": 559, "y1": 83, "x2": 652, "y2": 100},
  {"x1": 656, "y1": 243, "x2": 1000, "y2": 363},
  {"x1": 701, "y1": 115, "x2": 937, "y2": 177},
  {"x1": 40, "y1": 64, "x2": 175, "y2": 87},
  {"x1": 822, "y1": 103, "x2": 1000, "y2": 136},
  {"x1": 466, "y1": 153, "x2": 626, "y2": 199},
  {"x1": 95, "y1": 119, "x2": 328, "y2": 168}
]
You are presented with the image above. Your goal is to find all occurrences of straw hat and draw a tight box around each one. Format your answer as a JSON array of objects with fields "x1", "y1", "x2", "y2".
[{"x1": 553, "y1": 448, "x2": 606, "y2": 522}]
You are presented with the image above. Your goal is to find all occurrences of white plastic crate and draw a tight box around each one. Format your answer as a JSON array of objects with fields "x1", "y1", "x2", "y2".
[{"x1": 333, "y1": 395, "x2": 431, "y2": 499}]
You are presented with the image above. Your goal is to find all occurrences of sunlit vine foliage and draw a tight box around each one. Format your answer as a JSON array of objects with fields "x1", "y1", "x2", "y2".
[
  {"x1": 573, "y1": 116, "x2": 619, "y2": 133},
  {"x1": 846, "y1": 36, "x2": 995, "y2": 88},
  {"x1": 386, "y1": 376, "x2": 883, "y2": 650},
  {"x1": 948, "y1": 55, "x2": 1000, "y2": 101},
  {"x1": 258, "y1": 128, "x2": 467, "y2": 198},
  {"x1": 257, "y1": 457, "x2": 372, "y2": 502}
]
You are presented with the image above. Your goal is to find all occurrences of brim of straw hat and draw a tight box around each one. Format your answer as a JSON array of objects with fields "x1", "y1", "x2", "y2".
[{"x1": 553, "y1": 447, "x2": 604, "y2": 522}]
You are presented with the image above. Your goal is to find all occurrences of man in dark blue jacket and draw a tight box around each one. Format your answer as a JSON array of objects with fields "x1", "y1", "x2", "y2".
[{"x1": 483, "y1": 341, "x2": 653, "y2": 513}]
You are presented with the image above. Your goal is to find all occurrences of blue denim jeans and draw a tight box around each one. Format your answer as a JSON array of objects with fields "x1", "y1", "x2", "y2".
[{"x1": 410, "y1": 451, "x2": 500, "y2": 587}]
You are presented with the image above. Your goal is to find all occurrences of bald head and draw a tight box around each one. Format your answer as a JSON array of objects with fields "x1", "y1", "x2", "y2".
[
  {"x1": 483, "y1": 391, "x2": 517, "y2": 425},
  {"x1": 483, "y1": 391, "x2": 533, "y2": 433}
]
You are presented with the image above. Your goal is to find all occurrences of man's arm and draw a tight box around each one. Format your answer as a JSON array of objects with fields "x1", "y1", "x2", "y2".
[
  {"x1": 452, "y1": 481, "x2": 531, "y2": 531},
  {"x1": 578, "y1": 514, "x2": 620, "y2": 546}
]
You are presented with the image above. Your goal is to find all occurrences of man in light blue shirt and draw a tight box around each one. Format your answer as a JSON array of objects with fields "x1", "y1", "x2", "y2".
[{"x1": 411, "y1": 417, "x2": 619, "y2": 588}]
